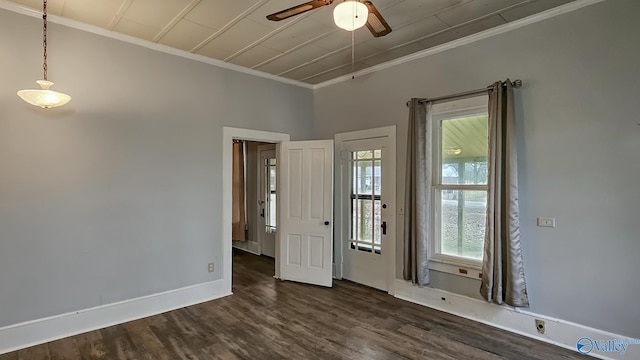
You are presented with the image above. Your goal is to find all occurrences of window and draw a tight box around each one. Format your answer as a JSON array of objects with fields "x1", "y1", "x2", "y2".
[
  {"x1": 264, "y1": 157, "x2": 276, "y2": 233},
  {"x1": 350, "y1": 150, "x2": 382, "y2": 254},
  {"x1": 431, "y1": 96, "x2": 488, "y2": 269}
]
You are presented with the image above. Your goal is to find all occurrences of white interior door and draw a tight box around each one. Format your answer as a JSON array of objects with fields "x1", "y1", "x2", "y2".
[
  {"x1": 258, "y1": 148, "x2": 276, "y2": 258},
  {"x1": 278, "y1": 140, "x2": 333, "y2": 287},
  {"x1": 337, "y1": 127, "x2": 395, "y2": 292}
]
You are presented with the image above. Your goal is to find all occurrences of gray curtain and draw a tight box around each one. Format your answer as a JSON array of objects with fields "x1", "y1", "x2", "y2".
[
  {"x1": 403, "y1": 99, "x2": 431, "y2": 286},
  {"x1": 480, "y1": 80, "x2": 529, "y2": 307}
]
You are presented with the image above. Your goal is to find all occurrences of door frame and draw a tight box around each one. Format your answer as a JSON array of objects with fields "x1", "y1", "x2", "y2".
[
  {"x1": 334, "y1": 125, "x2": 396, "y2": 295},
  {"x1": 222, "y1": 127, "x2": 289, "y2": 293}
]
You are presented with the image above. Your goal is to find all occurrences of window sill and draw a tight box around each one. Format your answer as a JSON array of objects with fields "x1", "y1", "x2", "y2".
[{"x1": 428, "y1": 256, "x2": 482, "y2": 280}]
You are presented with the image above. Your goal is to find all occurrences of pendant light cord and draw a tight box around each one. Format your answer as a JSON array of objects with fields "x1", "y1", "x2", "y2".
[{"x1": 42, "y1": 0, "x2": 48, "y2": 81}]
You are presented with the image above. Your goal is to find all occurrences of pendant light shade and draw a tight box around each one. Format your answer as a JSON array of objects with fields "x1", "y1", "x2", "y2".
[
  {"x1": 18, "y1": 80, "x2": 71, "y2": 108},
  {"x1": 17, "y1": 0, "x2": 71, "y2": 108},
  {"x1": 333, "y1": 1, "x2": 368, "y2": 31}
]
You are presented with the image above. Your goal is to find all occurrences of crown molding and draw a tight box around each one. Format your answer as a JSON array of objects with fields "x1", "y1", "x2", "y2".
[
  {"x1": 312, "y1": 0, "x2": 606, "y2": 89},
  {"x1": 0, "y1": 0, "x2": 314, "y2": 90}
]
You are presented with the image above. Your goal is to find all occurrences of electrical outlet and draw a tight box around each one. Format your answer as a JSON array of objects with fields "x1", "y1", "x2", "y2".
[
  {"x1": 535, "y1": 319, "x2": 546, "y2": 334},
  {"x1": 208, "y1": 263, "x2": 214, "y2": 273},
  {"x1": 537, "y1": 217, "x2": 555, "y2": 227}
]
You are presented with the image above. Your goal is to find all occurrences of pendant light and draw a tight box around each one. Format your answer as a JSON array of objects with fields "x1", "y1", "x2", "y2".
[
  {"x1": 333, "y1": 1, "x2": 368, "y2": 31},
  {"x1": 17, "y1": 0, "x2": 71, "y2": 109}
]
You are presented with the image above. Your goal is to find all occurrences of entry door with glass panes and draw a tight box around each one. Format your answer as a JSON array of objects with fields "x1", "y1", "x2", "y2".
[
  {"x1": 341, "y1": 138, "x2": 390, "y2": 291},
  {"x1": 259, "y1": 148, "x2": 276, "y2": 258}
]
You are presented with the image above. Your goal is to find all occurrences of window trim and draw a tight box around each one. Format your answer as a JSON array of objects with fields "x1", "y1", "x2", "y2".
[{"x1": 429, "y1": 97, "x2": 488, "y2": 276}]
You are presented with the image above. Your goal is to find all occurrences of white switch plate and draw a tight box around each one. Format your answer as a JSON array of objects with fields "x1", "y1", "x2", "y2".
[{"x1": 537, "y1": 217, "x2": 555, "y2": 227}]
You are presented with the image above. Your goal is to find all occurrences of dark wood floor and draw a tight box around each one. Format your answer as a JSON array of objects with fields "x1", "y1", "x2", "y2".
[{"x1": 1, "y1": 250, "x2": 583, "y2": 360}]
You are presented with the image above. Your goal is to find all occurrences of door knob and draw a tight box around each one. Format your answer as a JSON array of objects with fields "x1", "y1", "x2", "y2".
[
  {"x1": 324, "y1": 221, "x2": 330, "y2": 226},
  {"x1": 381, "y1": 221, "x2": 387, "y2": 235}
]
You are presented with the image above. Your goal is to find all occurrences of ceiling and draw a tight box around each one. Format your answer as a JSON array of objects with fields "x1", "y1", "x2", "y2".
[{"x1": 6, "y1": 0, "x2": 575, "y2": 85}]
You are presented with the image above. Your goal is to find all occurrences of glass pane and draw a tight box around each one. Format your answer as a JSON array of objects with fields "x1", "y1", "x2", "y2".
[
  {"x1": 351, "y1": 198, "x2": 358, "y2": 240},
  {"x1": 373, "y1": 149, "x2": 381, "y2": 158},
  {"x1": 440, "y1": 190, "x2": 487, "y2": 260},
  {"x1": 373, "y1": 160, "x2": 381, "y2": 196},
  {"x1": 356, "y1": 199, "x2": 373, "y2": 241},
  {"x1": 269, "y1": 165, "x2": 276, "y2": 192},
  {"x1": 268, "y1": 193, "x2": 276, "y2": 229},
  {"x1": 441, "y1": 115, "x2": 488, "y2": 184},
  {"x1": 357, "y1": 150, "x2": 373, "y2": 159},
  {"x1": 264, "y1": 159, "x2": 277, "y2": 232},
  {"x1": 353, "y1": 160, "x2": 373, "y2": 195},
  {"x1": 374, "y1": 200, "x2": 381, "y2": 245}
]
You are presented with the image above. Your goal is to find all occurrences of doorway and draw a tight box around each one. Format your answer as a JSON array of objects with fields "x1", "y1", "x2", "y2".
[{"x1": 222, "y1": 128, "x2": 289, "y2": 292}]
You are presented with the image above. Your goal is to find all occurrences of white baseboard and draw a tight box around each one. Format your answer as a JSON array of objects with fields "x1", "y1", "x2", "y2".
[
  {"x1": 395, "y1": 280, "x2": 637, "y2": 360},
  {"x1": 0, "y1": 279, "x2": 231, "y2": 355}
]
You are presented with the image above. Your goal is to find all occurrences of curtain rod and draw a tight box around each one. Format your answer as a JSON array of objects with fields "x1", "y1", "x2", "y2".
[{"x1": 406, "y1": 79, "x2": 522, "y2": 107}]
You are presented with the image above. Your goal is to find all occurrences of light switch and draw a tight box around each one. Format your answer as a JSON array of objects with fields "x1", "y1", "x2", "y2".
[{"x1": 537, "y1": 217, "x2": 555, "y2": 228}]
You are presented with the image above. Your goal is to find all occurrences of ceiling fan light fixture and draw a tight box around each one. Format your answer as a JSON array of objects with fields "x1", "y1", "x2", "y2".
[{"x1": 333, "y1": 1, "x2": 368, "y2": 31}]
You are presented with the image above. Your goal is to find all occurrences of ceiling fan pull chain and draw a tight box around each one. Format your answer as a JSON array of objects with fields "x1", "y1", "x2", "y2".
[{"x1": 351, "y1": 29, "x2": 355, "y2": 79}]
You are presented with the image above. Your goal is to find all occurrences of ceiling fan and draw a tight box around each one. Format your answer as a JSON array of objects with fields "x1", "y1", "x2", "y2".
[{"x1": 266, "y1": 0, "x2": 392, "y2": 37}]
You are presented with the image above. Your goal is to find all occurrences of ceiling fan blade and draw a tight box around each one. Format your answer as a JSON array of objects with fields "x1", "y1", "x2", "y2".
[
  {"x1": 266, "y1": 0, "x2": 333, "y2": 21},
  {"x1": 363, "y1": 1, "x2": 392, "y2": 37}
]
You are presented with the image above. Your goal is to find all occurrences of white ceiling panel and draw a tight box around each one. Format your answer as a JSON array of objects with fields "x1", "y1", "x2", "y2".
[
  {"x1": 255, "y1": 44, "x2": 331, "y2": 74},
  {"x1": 360, "y1": 42, "x2": 428, "y2": 66},
  {"x1": 500, "y1": 0, "x2": 575, "y2": 22},
  {"x1": 196, "y1": 38, "x2": 234, "y2": 60},
  {"x1": 304, "y1": 61, "x2": 370, "y2": 84},
  {"x1": 262, "y1": 17, "x2": 334, "y2": 52},
  {"x1": 184, "y1": 0, "x2": 258, "y2": 29},
  {"x1": 60, "y1": 0, "x2": 124, "y2": 29},
  {"x1": 418, "y1": 15, "x2": 506, "y2": 49},
  {"x1": 436, "y1": 0, "x2": 527, "y2": 26},
  {"x1": 229, "y1": 45, "x2": 283, "y2": 69},
  {"x1": 113, "y1": 18, "x2": 158, "y2": 41},
  {"x1": 122, "y1": 0, "x2": 192, "y2": 30},
  {"x1": 283, "y1": 42, "x2": 380, "y2": 80},
  {"x1": 158, "y1": 19, "x2": 216, "y2": 52},
  {"x1": 365, "y1": 15, "x2": 449, "y2": 51},
  {"x1": 379, "y1": 0, "x2": 464, "y2": 28},
  {"x1": 311, "y1": 27, "x2": 371, "y2": 51},
  {"x1": 203, "y1": 18, "x2": 275, "y2": 58},
  {"x1": 4, "y1": 0, "x2": 583, "y2": 84}
]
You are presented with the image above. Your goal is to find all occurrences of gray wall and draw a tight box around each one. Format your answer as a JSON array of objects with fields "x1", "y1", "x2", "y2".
[
  {"x1": 313, "y1": 0, "x2": 640, "y2": 337},
  {"x1": 0, "y1": 9, "x2": 312, "y2": 327}
]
